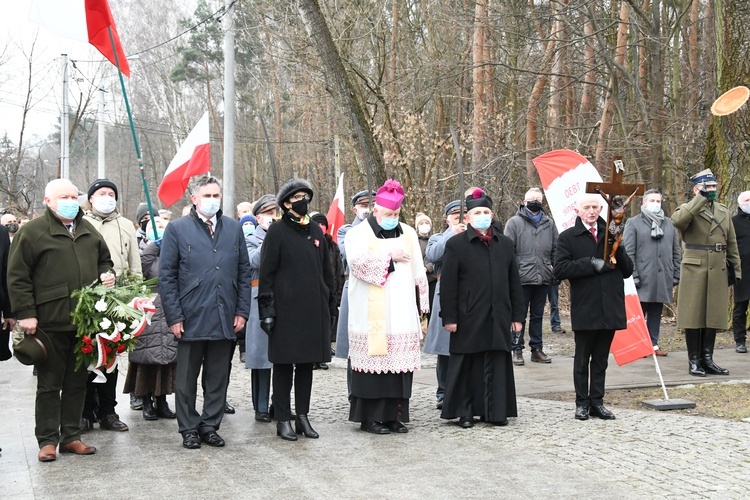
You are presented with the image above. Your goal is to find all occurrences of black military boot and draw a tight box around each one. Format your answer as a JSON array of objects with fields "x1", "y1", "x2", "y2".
[
  {"x1": 142, "y1": 393, "x2": 158, "y2": 420},
  {"x1": 701, "y1": 329, "x2": 729, "y2": 375},
  {"x1": 685, "y1": 329, "x2": 705, "y2": 377},
  {"x1": 155, "y1": 395, "x2": 177, "y2": 419}
]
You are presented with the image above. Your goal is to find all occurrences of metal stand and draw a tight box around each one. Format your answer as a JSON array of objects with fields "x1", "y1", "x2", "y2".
[{"x1": 641, "y1": 352, "x2": 696, "y2": 410}]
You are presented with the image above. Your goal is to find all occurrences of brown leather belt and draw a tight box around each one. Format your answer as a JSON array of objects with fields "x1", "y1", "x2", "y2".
[
  {"x1": 685, "y1": 243, "x2": 726, "y2": 252},
  {"x1": 251, "y1": 279, "x2": 259, "y2": 287}
]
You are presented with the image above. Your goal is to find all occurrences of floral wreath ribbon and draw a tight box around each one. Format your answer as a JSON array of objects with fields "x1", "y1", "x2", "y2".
[{"x1": 88, "y1": 297, "x2": 156, "y2": 383}]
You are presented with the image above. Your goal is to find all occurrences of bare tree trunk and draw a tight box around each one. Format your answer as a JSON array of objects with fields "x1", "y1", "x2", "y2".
[
  {"x1": 472, "y1": 0, "x2": 489, "y2": 165},
  {"x1": 688, "y1": 0, "x2": 700, "y2": 120},
  {"x1": 548, "y1": 1, "x2": 566, "y2": 148},
  {"x1": 298, "y1": 0, "x2": 386, "y2": 184},
  {"x1": 594, "y1": 1, "x2": 630, "y2": 168},
  {"x1": 526, "y1": 34, "x2": 556, "y2": 184}
]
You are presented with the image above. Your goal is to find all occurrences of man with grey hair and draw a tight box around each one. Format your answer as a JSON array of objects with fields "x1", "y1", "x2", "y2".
[
  {"x1": 9, "y1": 178, "x2": 115, "y2": 461},
  {"x1": 554, "y1": 193, "x2": 633, "y2": 421},
  {"x1": 731, "y1": 190, "x2": 750, "y2": 353},
  {"x1": 236, "y1": 201, "x2": 253, "y2": 219},
  {"x1": 504, "y1": 187, "x2": 557, "y2": 365},
  {"x1": 160, "y1": 175, "x2": 252, "y2": 449},
  {"x1": 622, "y1": 188, "x2": 681, "y2": 356}
]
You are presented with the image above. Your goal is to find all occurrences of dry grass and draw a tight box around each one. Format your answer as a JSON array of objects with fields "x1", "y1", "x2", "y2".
[{"x1": 530, "y1": 382, "x2": 750, "y2": 421}]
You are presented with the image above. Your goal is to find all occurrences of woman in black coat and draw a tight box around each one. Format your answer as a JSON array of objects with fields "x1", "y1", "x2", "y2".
[
  {"x1": 258, "y1": 179, "x2": 335, "y2": 441},
  {"x1": 439, "y1": 190, "x2": 524, "y2": 427}
]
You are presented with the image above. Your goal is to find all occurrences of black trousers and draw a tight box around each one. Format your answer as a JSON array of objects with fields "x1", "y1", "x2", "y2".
[
  {"x1": 83, "y1": 369, "x2": 119, "y2": 419},
  {"x1": 175, "y1": 339, "x2": 233, "y2": 434},
  {"x1": 272, "y1": 363, "x2": 313, "y2": 422},
  {"x1": 732, "y1": 300, "x2": 748, "y2": 344},
  {"x1": 573, "y1": 329, "x2": 615, "y2": 407}
]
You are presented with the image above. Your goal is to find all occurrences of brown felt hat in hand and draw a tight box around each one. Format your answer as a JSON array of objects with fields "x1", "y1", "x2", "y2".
[{"x1": 13, "y1": 328, "x2": 51, "y2": 366}]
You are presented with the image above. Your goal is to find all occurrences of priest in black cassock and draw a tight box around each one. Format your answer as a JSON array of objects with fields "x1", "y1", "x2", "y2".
[{"x1": 439, "y1": 189, "x2": 524, "y2": 428}]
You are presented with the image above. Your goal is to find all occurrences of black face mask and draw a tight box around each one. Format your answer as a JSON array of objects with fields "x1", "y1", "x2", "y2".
[
  {"x1": 5, "y1": 223, "x2": 18, "y2": 233},
  {"x1": 139, "y1": 219, "x2": 148, "y2": 232},
  {"x1": 526, "y1": 200, "x2": 543, "y2": 213},
  {"x1": 291, "y1": 199, "x2": 309, "y2": 216}
]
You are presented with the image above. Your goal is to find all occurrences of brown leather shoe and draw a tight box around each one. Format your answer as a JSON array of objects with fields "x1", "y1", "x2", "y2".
[
  {"x1": 59, "y1": 440, "x2": 97, "y2": 455},
  {"x1": 654, "y1": 349, "x2": 668, "y2": 357},
  {"x1": 531, "y1": 348, "x2": 551, "y2": 363},
  {"x1": 512, "y1": 350, "x2": 524, "y2": 366},
  {"x1": 38, "y1": 444, "x2": 57, "y2": 462}
]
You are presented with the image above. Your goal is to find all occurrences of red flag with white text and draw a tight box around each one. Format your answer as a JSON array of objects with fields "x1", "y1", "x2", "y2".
[
  {"x1": 533, "y1": 149, "x2": 654, "y2": 365},
  {"x1": 157, "y1": 113, "x2": 210, "y2": 207},
  {"x1": 29, "y1": 0, "x2": 130, "y2": 76},
  {"x1": 325, "y1": 173, "x2": 346, "y2": 243}
]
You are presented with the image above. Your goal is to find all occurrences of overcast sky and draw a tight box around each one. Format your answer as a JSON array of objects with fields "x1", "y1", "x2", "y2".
[{"x1": 0, "y1": 1, "x2": 112, "y2": 147}]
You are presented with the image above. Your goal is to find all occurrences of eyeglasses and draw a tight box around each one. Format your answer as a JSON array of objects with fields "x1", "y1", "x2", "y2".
[{"x1": 290, "y1": 193, "x2": 311, "y2": 202}]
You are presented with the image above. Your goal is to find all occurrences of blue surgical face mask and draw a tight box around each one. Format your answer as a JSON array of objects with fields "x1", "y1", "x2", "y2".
[
  {"x1": 55, "y1": 199, "x2": 80, "y2": 220},
  {"x1": 471, "y1": 214, "x2": 492, "y2": 231},
  {"x1": 199, "y1": 197, "x2": 221, "y2": 217},
  {"x1": 156, "y1": 228, "x2": 165, "y2": 240},
  {"x1": 646, "y1": 202, "x2": 661, "y2": 213},
  {"x1": 379, "y1": 216, "x2": 399, "y2": 231},
  {"x1": 243, "y1": 224, "x2": 256, "y2": 236}
]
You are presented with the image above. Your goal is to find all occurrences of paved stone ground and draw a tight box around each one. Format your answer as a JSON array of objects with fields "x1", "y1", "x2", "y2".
[{"x1": 1, "y1": 350, "x2": 749, "y2": 499}]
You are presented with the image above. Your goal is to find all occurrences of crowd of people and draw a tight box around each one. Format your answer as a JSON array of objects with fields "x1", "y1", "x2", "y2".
[{"x1": 2, "y1": 166, "x2": 747, "y2": 460}]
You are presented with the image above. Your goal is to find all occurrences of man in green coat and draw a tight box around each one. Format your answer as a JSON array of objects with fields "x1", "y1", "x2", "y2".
[
  {"x1": 671, "y1": 169, "x2": 741, "y2": 377},
  {"x1": 8, "y1": 179, "x2": 115, "y2": 462}
]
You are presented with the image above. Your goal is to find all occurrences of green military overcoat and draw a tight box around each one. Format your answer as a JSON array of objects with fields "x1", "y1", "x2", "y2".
[{"x1": 671, "y1": 195, "x2": 741, "y2": 329}]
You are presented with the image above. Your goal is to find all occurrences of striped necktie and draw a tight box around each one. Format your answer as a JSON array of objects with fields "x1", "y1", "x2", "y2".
[{"x1": 205, "y1": 219, "x2": 214, "y2": 238}]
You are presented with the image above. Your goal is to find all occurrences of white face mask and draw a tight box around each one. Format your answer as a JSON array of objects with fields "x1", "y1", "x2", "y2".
[
  {"x1": 741, "y1": 203, "x2": 750, "y2": 215},
  {"x1": 418, "y1": 224, "x2": 431, "y2": 235},
  {"x1": 645, "y1": 202, "x2": 661, "y2": 213},
  {"x1": 259, "y1": 215, "x2": 273, "y2": 229},
  {"x1": 92, "y1": 196, "x2": 117, "y2": 214},
  {"x1": 199, "y1": 197, "x2": 221, "y2": 217},
  {"x1": 356, "y1": 206, "x2": 370, "y2": 220}
]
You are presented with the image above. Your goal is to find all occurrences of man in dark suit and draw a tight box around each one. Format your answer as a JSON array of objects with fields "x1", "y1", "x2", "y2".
[
  {"x1": 731, "y1": 190, "x2": 750, "y2": 353},
  {"x1": 160, "y1": 175, "x2": 252, "y2": 449},
  {"x1": 554, "y1": 193, "x2": 633, "y2": 421}
]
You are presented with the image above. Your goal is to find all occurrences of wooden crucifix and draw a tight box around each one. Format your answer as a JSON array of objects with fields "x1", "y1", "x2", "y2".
[{"x1": 586, "y1": 157, "x2": 645, "y2": 265}]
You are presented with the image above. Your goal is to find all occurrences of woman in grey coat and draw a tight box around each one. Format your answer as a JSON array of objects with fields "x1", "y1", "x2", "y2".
[{"x1": 622, "y1": 189, "x2": 681, "y2": 355}]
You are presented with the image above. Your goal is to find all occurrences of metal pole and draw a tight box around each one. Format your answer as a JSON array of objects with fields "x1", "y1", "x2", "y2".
[
  {"x1": 222, "y1": 0, "x2": 236, "y2": 214},
  {"x1": 61, "y1": 54, "x2": 69, "y2": 179},
  {"x1": 97, "y1": 78, "x2": 106, "y2": 179}
]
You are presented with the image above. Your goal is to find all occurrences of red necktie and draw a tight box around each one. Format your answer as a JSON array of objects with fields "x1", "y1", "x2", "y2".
[{"x1": 589, "y1": 226, "x2": 597, "y2": 242}]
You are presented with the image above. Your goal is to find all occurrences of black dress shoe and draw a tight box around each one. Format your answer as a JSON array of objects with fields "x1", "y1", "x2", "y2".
[
  {"x1": 317, "y1": 362, "x2": 329, "y2": 370},
  {"x1": 99, "y1": 413, "x2": 129, "y2": 431},
  {"x1": 360, "y1": 421, "x2": 390, "y2": 434},
  {"x1": 277, "y1": 421, "x2": 298, "y2": 441},
  {"x1": 200, "y1": 430, "x2": 225, "y2": 447},
  {"x1": 436, "y1": 398, "x2": 444, "y2": 410},
  {"x1": 492, "y1": 419, "x2": 509, "y2": 426},
  {"x1": 574, "y1": 406, "x2": 589, "y2": 420},
  {"x1": 385, "y1": 421, "x2": 408, "y2": 433},
  {"x1": 80, "y1": 417, "x2": 95, "y2": 433},
  {"x1": 458, "y1": 417, "x2": 474, "y2": 428},
  {"x1": 589, "y1": 404, "x2": 616, "y2": 420},
  {"x1": 129, "y1": 394, "x2": 143, "y2": 410},
  {"x1": 255, "y1": 411, "x2": 271, "y2": 423},
  {"x1": 737, "y1": 342, "x2": 748, "y2": 354},
  {"x1": 182, "y1": 431, "x2": 201, "y2": 449},
  {"x1": 224, "y1": 401, "x2": 235, "y2": 414},
  {"x1": 295, "y1": 414, "x2": 319, "y2": 438}
]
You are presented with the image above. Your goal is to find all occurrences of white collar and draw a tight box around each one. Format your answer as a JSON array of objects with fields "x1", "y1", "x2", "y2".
[{"x1": 197, "y1": 213, "x2": 217, "y2": 226}]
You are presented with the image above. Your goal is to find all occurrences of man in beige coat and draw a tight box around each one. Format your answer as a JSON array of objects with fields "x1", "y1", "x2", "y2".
[
  {"x1": 82, "y1": 179, "x2": 142, "y2": 432},
  {"x1": 671, "y1": 169, "x2": 741, "y2": 377}
]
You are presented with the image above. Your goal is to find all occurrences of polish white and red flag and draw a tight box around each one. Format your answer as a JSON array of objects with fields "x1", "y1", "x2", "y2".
[
  {"x1": 533, "y1": 148, "x2": 653, "y2": 365},
  {"x1": 325, "y1": 173, "x2": 346, "y2": 242},
  {"x1": 157, "y1": 112, "x2": 210, "y2": 207},
  {"x1": 29, "y1": 0, "x2": 130, "y2": 76}
]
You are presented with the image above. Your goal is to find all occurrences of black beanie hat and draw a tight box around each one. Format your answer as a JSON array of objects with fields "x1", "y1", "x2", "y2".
[{"x1": 88, "y1": 179, "x2": 119, "y2": 201}]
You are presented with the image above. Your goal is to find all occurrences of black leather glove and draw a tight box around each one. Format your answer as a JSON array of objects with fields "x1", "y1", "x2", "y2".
[
  {"x1": 260, "y1": 317, "x2": 274, "y2": 336},
  {"x1": 591, "y1": 257, "x2": 610, "y2": 274},
  {"x1": 633, "y1": 276, "x2": 641, "y2": 288}
]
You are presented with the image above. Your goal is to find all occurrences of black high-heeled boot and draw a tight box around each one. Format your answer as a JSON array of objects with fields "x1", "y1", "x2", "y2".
[
  {"x1": 142, "y1": 394, "x2": 158, "y2": 420},
  {"x1": 155, "y1": 395, "x2": 177, "y2": 419},
  {"x1": 295, "y1": 414, "x2": 319, "y2": 438},
  {"x1": 685, "y1": 329, "x2": 705, "y2": 377},
  {"x1": 276, "y1": 421, "x2": 298, "y2": 441},
  {"x1": 701, "y1": 329, "x2": 730, "y2": 375}
]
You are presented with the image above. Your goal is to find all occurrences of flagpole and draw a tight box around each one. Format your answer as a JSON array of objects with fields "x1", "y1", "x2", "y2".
[{"x1": 107, "y1": 27, "x2": 159, "y2": 240}]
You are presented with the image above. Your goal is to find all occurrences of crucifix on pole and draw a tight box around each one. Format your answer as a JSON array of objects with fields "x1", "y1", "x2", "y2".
[{"x1": 585, "y1": 157, "x2": 645, "y2": 265}]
